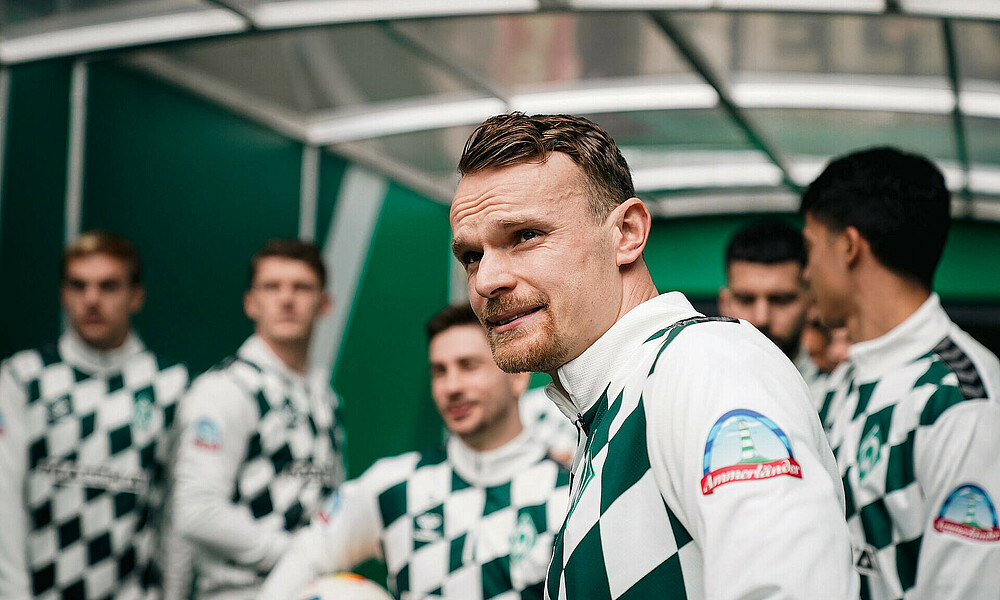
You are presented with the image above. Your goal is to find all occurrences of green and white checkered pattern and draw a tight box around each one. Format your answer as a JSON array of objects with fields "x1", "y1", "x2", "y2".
[
  {"x1": 545, "y1": 318, "x2": 731, "y2": 600},
  {"x1": 824, "y1": 337, "x2": 986, "y2": 600},
  {"x1": 376, "y1": 447, "x2": 570, "y2": 600},
  {"x1": 6, "y1": 343, "x2": 188, "y2": 600},
  {"x1": 224, "y1": 357, "x2": 345, "y2": 539}
]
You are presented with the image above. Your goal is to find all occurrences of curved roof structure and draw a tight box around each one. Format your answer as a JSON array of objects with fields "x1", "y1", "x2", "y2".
[{"x1": 3, "y1": 1, "x2": 1000, "y2": 218}]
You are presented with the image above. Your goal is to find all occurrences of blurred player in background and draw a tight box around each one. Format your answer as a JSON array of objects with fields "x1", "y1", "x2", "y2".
[
  {"x1": 259, "y1": 303, "x2": 570, "y2": 600},
  {"x1": 450, "y1": 112, "x2": 856, "y2": 600},
  {"x1": 802, "y1": 147, "x2": 1000, "y2": 599},
  {"x1": 718, "y1": 220, "x2": 825, "y2": 397},
  {"x1": 0, "y1": 231, "x2": 189, "y2": 600},
  {"x1": 173, "y1": 239, "x2": 345, "y2": 600}
]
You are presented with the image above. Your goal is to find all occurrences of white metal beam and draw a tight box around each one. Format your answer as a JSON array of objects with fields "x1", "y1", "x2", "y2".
[
  {"x1": 64, "y1": 60, "x2": 88, "y2": 245},
  {"x1": 899, "y1": 0, "x2": 1000, "y2": 20},
  {"x1": 299, "y1": 144, "x2": 320, "y2": 241},
  {"x1": 250, "y1": 0, "x2": 538, "y2": 29},
  {"x1": 0, "y1": 9, "x2": 247, "y2": 65}
]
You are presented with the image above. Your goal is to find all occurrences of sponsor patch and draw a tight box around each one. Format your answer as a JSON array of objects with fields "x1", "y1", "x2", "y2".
[
  {"x1": 702, "y1": 409, "x2": 802, "y2": 495},
  {"x1": 317, "y1": 491, "x2": 342, "y2": 523},
  {"x1": 934, "y1": 484, "x2": 1000, "y2": 542},
  {"x1": 193, "y1": 418, "x2": 221, "y2": 450}
]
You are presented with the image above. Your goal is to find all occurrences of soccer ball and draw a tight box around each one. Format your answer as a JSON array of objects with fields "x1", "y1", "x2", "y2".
[{"x1": 295, "y1": 573, "x2": 394, "y2": 600}]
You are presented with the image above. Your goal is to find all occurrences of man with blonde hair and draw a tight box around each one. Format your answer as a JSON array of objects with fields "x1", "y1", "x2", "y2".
[
  {"x1": 0, "y1": 230, "x2": 189, "y2": 600},
  {"x1": 450, "y1": 113, "x2": 858, "y2": 599}
]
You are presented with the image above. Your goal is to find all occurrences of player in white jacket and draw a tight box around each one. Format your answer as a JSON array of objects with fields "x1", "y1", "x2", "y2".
[
  {"x1": 802, "y1": 147, "x2": 1000, "y2": 600},
  {"x1": 449, "y1": 112, "x2": 859, "y2": 600},
  {"x1": 259, "y1": 304, "x2": 570, "y2": 600},
  {"x1": 172, "y1": 239, "x2": 345, "y2": 600},
  {"x1": 0, "y1": 231, "x2": 189, "y2": 600}
]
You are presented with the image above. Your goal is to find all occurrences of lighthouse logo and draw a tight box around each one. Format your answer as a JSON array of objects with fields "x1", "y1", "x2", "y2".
[
  {"x1": 702, "y1": 409, "x2": 801, "y2": 495},
  {"x1": 934, "y1": 484, "x2": 1000, "y2": 542}
]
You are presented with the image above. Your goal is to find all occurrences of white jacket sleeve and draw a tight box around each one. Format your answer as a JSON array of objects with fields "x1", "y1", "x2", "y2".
[
  {"x1": 0, "y1": 361, "x2": 31, "y2": 600},
  {"x1": 172, "y1": 374, "x2": 292, "y2": 570},
  {"x1": 910, "y1": 398, "x2": 1000, "y2": 600},
  {"x1": 648, "y1": 326, "x2": 858, "y2": 600},
  {"x1": 257, "y1": 468, "x2": 384, "y2": 600}
]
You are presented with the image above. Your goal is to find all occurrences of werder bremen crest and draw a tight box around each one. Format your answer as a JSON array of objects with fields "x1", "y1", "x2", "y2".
[
  {"x1": 510, "y1": 512, "x2": 539, "y2": 564},
  {"x1": 857, "y1": 424, "x2": 882, "y2": 481}
]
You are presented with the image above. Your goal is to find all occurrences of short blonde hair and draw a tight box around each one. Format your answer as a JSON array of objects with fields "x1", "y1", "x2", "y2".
[{"x1": 61, "y1": 230, "x2": 141, "y2": 285}]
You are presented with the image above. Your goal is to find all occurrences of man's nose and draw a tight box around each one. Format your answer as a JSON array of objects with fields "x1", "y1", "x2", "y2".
[
  {"x1": 753, "y1": 300, "x2": 770, "y2": 327},
  {"x1": 473, "y1": 251, "x2": 517, "y2": 299},
  {"x1": 82, "y1": 285, "x2": 101, "y2": 305}
]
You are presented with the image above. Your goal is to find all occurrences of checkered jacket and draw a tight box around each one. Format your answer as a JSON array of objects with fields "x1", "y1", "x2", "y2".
[
  {"x1": 0, "y1": 331, "x2": 189, "y2": 600},
  {"x1": 819, "y1": 294, "x2": 1000, "y2": 600},
  {"x1": 543, "y1": 292, "x2": 858, "y2": 600},
  {"x1": 172, "y1": 336, "x2": 345, "y2": 600},
  {"x1": 258, "y1": 431, "x2": 570, "y2": 600}
]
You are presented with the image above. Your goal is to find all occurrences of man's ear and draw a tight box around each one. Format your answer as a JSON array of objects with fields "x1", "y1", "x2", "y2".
[
  {"x1": 243, "y1": 290, "x2": 257, "y2": 321},
  {"x1": 841, "y1": 226, "x2": 865, "y2": 269},
  {"x1": 319, "y1": 293, "x2": 333, "y2": 317},
  {"x1": 127, "y1": 285, "x2": 146, "y2": 316},
  {"x1": 718, "y1": 286, "x2": 732, "y2": 315},
  {"x1": 612, "y1": 198, "x2": 651, "y2": 267}
]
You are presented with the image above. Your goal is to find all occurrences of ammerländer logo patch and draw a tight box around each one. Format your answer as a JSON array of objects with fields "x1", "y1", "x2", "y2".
[
  {"x1": 934, "y1": 483, "x2": 1000, "y2": 542},
  {"x1": 702, "y1": 409, "x2": 801, "y2": 495}
]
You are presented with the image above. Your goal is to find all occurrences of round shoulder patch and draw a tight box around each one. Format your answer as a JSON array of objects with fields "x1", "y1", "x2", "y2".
[
  {"x1": 934, "y1": 484, "x2": 1000, "y2": 542},
  {"x1": 701, "y1": 409, "x2": 801, "y2": 495},
  {"x1": 192, "y1": 418, "x2": 221, "y2": 450}
]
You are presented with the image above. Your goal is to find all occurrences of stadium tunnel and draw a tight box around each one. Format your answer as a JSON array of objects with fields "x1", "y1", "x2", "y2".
[{"x1": 3, "y1": 0, "x2": 1000, "y2": 480}]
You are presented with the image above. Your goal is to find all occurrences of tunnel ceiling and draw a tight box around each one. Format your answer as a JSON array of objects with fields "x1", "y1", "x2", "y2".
[{"x1": 3, "y1": 1, "x2": 1000, "y2": 219}]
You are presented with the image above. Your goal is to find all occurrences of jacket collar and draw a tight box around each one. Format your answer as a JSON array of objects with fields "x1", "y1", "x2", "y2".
[
  {"x1": 848, "y1": 293, "x2": 950, "y2": 381},
  {"x1": 546, "y1": 292, "x2": 701, "y2": 425},
  {"x1": 237, "y1": 335, "x2": 321, "y2": 386},
  {"x1": 447, "y1": 429, "x2": 547, "y2": 488},
  {"x1": 59, "y1": 328, "x2": 145, "y2": 375}
]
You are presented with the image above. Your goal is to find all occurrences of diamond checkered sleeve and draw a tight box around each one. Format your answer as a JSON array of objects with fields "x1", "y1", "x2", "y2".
[
  {"x1": 172, "y1": 374, "x2": 291, "y2": 569},
  {"x1": 649, "y1": 328, "x2": 857, "y2": 600},
  {"x1": 258, "y1": 473, "x2": 384, "y2": 600},
  {"x1": 908, "y1": 400, "x2": 1000, "y2": 599},
  {"x1": 0, "y1": 360, "x2": 31, "y2": 599}
]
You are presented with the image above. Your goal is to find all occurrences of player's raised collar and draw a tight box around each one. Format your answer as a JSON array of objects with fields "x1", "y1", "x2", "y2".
[
  {"x1": 238, "y1": 334, "x2": 319, "y2": 383},
  {"x1": 447, "y1": 429, "x2": 546, "y2": 488},
  {"x1": 59, "y1": 328, "x2": 145, "y2": 375},
  {"x1": 552, "y1": 292, "x2": 701, "y2": 418},
  {"x1": 848, "y1": 292, "x2": 951, "y2": 380}
]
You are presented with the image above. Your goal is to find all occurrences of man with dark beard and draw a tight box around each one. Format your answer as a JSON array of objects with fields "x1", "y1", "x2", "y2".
[
  {"x1": 449, "y1": 112, "x2": 857, "y2": 600},
  {"x1": 718, "y1": 221, "x2": 823, "y2": 401}
]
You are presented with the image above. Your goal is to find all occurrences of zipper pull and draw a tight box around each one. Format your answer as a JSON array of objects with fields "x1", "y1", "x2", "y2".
[{"x1": 575, "y1": 413, "x2": 589, "y2": 436}]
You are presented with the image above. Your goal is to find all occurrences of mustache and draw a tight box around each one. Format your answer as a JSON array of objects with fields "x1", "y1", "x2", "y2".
[{"x1": 480, "y1": 292, "x2": 548, "y2": 324}]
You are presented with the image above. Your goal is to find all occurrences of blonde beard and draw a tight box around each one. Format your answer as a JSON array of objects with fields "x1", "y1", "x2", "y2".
[{"x1": 487, "y1": 316, "x2": 571, "y2": 374}]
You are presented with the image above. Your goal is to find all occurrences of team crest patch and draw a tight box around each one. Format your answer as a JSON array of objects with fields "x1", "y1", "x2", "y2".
[
  {"x1": 701, "y1": 409, "x2": 802, "y2": 495},
  {"x1": 934, "y1": 484, "x2": 1000, "y2": 542},
  {"x1": 193, "y1": 418, "x2": 221, "y2": 450},
  {"x1": 317, "y1": 491, "x2": 342, "y2": 523}
]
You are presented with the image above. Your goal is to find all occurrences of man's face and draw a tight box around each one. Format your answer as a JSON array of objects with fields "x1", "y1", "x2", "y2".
[
  {"x1": 244, "y1": 257, "x2": 330, "y2": 345},
  {"x1": 429, "y1": 323, "x2": 525, "y2": 441},
  {"x1": 802, "y1": 214, "x2": 851, "y2": 327},
  {"x1": 450, "y1": 153, "x2": 622, "y2": 373},
  {"x1": 61, "y1": 253, "x2": 144, "y2": 350},
  {"x1": 719, "y1": 260, "x2": 808, "y2": 358}
]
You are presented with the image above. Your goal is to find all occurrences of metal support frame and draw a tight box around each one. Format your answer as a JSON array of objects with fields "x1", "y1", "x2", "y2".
[
  {"x1": 65, "y1": 60, "x2": 88, "y2": 245},
  {"x1": 942, "y1": 19, "x2": 972, "y2": 208},
  {"x1": 299, "y1": 144, "x2": 321, "y2": 241},
  {"x1": 381, "y1": 22, "x2": 511, "y2": 103},
  {"x1": 649, "y1": 11, "x2": 799, "y2": 193}
]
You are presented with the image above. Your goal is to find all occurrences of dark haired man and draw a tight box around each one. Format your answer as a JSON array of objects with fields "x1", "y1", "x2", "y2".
[
  {"x1": 258, "y1": 303, "x2": 570, "y2": 600},
  {"x1": 450, "y1": 112, "x2": 857, "y2": 599},
  {"x1": 172, "y1": 239, "x2": 345, "y2": 599},
  {"x1": 801, "y1": 147, "x2": 1000, "y2": 599},
  {"x1": 718, "y1": 220, "x2": 825, "y2": 400},
  {"x1": 0, "y1": 231, "x2": 189, "y2": 599}
]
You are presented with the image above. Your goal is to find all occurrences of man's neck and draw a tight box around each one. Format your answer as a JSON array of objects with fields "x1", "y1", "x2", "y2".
[
  {"x1": 846, "y1": 275, "x2": 930, "y2": 344},
  {"x1": 259, "y1": 336, "x2": 310, "y2": 374},
  {"x1": 461, "y1": 417, "x2": 523, "y2": 453}
]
